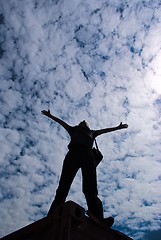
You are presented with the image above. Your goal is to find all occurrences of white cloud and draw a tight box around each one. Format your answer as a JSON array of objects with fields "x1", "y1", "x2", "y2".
[{"x1": 0, "y1": 1, "x2": 161, "y2": 239}]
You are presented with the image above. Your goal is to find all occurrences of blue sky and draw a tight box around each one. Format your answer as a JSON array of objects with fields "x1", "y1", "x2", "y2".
[{"x1": 0, "y1": 0, "x2": 161, "y2": 239}]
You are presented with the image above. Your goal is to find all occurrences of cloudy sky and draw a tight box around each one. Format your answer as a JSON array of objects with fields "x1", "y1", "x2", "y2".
[{"x1": 0, "y1": 0, "x2": 161, "y2": 239}]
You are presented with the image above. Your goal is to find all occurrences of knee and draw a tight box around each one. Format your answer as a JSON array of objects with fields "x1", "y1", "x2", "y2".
[
  {"x1": 83, "y1": 187, "x2": 98, "y2": 197},
  {"x1": 84, "y1": 192, "x2": 97, "y2": 201}
]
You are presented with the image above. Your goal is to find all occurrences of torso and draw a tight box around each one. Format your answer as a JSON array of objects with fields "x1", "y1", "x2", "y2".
[{"x1": 68, "y1": 126, "x2": 95, "y2": 148}]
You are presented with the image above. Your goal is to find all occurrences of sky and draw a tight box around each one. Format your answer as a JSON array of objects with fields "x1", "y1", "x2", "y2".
[{"x1": 0, "y1": 0, "x2": 161, "y2": 239}]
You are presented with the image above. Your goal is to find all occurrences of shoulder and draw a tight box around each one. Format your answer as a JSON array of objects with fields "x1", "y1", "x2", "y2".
[
  {"x1": 67, "y1": 126, "x2": 76, "y2": 135},
  {"x1": 92, "y1": 130, "x2": 99, "y2": 138}
]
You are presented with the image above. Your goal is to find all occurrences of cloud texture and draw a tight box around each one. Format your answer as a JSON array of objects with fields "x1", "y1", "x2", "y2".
[{"x1": 0, "y1": 0, "x2": 161, "y2": 239}]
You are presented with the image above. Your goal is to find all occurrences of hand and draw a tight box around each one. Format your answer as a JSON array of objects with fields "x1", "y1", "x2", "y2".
[
  {"x1": 118, "y1": 122, "x2": 128, "y2": 129},
  {"x1": 41, "y1": 109, "x2": 51, "y2": 117}
]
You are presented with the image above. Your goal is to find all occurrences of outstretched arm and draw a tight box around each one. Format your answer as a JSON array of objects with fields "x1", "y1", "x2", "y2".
[
  {"x1": 94, "y1": 122, "x2": 128, "y2": 137},
  {"x1": 41, "y1": 110, "x2": 70, "y2": 131}
]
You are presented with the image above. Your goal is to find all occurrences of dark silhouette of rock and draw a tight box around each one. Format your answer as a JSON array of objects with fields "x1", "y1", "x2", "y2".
[{"x1": 1, "y1": 201, "x2": 133, "y2": 240}]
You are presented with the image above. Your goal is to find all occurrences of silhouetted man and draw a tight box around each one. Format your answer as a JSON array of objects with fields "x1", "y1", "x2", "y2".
[{"x1": 41, "y1": 109, "x2": 128, "y2": 226}]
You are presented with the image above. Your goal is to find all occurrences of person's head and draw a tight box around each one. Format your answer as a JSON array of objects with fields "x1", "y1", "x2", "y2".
[{"x1": 78, "y1": 120, "x2": 90, "y2": 129}]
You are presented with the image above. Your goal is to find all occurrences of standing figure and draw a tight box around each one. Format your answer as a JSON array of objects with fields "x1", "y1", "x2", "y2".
[{"x1": 41, "y1": 110, "x2": 128, "y2": 226}]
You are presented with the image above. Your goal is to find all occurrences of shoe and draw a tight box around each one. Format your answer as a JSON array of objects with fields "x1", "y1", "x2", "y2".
[
  {"x1": 101, "y1": 216, "x2": 114, "y2": 227},
  {"x1": 87, "y1": 210, "x2": 114, "y2": 228}
]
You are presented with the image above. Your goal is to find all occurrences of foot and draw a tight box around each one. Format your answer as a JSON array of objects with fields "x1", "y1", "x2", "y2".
[
  {"x1": 87, "y1": 211, "x2": 114, "y2": 228},
  {"x1": 101, "y1": 216, "x2": 114, "y2": 227}
]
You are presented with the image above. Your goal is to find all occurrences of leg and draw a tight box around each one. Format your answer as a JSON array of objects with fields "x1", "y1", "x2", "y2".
[
  {"x1": 48, "y1": 150, "x2": 80, "y2": 215},
  {"x1": 81, "y1": 149, "x2": 104, "y2": 219}
]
